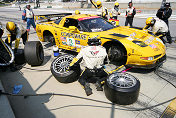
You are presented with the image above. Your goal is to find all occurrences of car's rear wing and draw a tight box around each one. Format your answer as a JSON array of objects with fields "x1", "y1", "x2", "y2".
[{"x1": 35, "y1": 13, "x2": 72, "y2": 22}]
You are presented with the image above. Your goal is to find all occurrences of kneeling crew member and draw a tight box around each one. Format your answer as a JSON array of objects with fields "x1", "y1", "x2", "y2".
[
  {"x1": 143, "y1": 17, "x2": 168, "y2": 44},
  {"x1": 69, "y1": 37, "x2": 108, "y2": 96},
  {"x1": 5, "y1": 22, "x2": 28, "y2": 53}
]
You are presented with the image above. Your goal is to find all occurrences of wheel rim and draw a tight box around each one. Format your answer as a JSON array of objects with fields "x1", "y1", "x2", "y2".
[
  {"x1": 108, "y1": 73, "x2": 137, "y2": 88},
  {"x1": 108, "y1": 46, "x2": 123, "y2": 61},
  {"x1": 53, "y1": 55, "x2": 74, "y2": 74}
]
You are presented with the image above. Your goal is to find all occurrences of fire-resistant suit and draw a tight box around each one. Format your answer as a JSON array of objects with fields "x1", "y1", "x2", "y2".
[{"x1": 70, "y1": 39, "x2": 108, "y2": 96}]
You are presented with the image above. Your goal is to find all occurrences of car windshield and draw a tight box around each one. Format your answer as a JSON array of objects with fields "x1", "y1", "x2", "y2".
[{"x1": 79, "y1": 18, "x2": 114, "y2": 32}]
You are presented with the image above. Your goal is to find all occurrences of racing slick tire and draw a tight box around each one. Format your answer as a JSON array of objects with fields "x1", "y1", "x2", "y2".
[
  {"x1": 104, "y1": 72, "x2": 140, "y2": 105},
  {"x1": 14, "y1": 49, "x2": 26, "y2": 65},
  {"x1": 51, "y1": 54, "x2": 80, "y2": 83},
  {"x1": 24, "y1": 41, "x2": 44, "y2": 66}
]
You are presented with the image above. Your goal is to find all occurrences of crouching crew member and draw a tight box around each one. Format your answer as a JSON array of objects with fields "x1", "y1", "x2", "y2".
[
  {"x1": 22, "y1": 4, "x2": 36, "y2": 32},
  {"x1": 5, "y1": 22, "x2": 28, "y2": 53},
  {"x1": 69, "y1": 37, "x2": 109, "y2": 96},
  {"x1": 143, "y1": 17, "x2": 168, "y2": 44}
]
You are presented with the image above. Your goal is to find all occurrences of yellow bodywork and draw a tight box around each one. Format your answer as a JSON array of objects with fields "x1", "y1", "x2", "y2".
[{"x1": 36, "y1": 14, "x2": 166, "y2": 68}]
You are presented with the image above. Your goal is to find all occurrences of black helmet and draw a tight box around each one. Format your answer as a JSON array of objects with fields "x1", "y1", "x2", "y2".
[
  {"x1": 164, "y1": 2, "x2": 170, "y2": 7},
  {"x1": 87, "y1": 37, "x2": 101, "y2": 46}
]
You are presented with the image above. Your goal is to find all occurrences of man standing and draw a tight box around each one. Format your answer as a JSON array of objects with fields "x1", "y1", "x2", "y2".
[
  {"x1": 110, "y1": 2, "x2": 121, "y2": 20},
  {"x1": 90, "y1": 0, "x2": 108, "y2": 20},
  {"x1": 156, "y1": 2, "x2": 172, "y2": 44},
  {"x1": 22, "y1": 4, "x2": 36, "y2": 32},
  {"x1": 125, "y1": 1, "x2": 136, "y2": 27}
]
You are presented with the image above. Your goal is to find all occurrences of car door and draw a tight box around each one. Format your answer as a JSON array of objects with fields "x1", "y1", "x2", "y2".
[{"x1": 59, "y1": 18, "x2": 89, "y2": 52}]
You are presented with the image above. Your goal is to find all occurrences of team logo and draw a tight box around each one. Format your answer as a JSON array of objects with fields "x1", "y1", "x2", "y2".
[{"x1": 90, "y1": 51, "x2": 99, "y2": 56}]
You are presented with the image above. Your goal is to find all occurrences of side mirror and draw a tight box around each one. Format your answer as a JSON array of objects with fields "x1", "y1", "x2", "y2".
[{"x1": 69, "y1": 26, "x2": 80, "y2": 33}]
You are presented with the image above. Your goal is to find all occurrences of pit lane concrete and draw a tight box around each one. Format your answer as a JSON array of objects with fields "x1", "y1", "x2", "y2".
[{"x1": 0, "y1": 6, "x2": 176, "y2": 118}]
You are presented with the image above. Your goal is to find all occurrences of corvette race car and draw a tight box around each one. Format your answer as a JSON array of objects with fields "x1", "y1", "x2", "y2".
[{"x1": 36, "y1": 13, "x2": 166, "y2": 69}]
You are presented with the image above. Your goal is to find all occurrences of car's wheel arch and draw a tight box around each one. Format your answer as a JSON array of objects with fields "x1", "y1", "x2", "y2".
[
  {"x1": 43, "y1": 30, "x2": 55, "y2": 42},
  {"x1": 103, "y1": 40, "x2": 127, "y2": 63}
]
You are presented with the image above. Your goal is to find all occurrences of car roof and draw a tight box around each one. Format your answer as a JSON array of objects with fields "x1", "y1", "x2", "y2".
[{"x1": 65, "y1": 14, "x2": 99, "y2": 20}]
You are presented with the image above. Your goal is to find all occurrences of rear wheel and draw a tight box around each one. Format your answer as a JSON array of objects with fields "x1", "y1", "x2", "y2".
[
  {"x1": 104, "y1": 72, "x2": 140, "y2": 105},
  {"x1": 51, "y1": 54, "x2": 80, "y2": 83},
  {"x1": 24, "y1": 41, "x2": 44, "y2": 66}
]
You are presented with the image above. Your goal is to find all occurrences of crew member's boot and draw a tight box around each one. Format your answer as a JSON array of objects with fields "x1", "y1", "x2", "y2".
[
  {"x1": 84, "y1": 83, "x2": 93, "y2": 96},
  {"x1": 95, "y1": 81, "x2": 103, "y2": 91}
]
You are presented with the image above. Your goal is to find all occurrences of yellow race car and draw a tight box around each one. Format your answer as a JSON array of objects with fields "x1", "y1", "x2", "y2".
[{"x1": 36, "y1": 13, "x2": 166, "y2": 69}]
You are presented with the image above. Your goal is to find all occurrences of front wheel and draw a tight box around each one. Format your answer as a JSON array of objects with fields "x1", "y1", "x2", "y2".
[{"x1": 108, "y1": 46, "x2": 125, "y2": 62}]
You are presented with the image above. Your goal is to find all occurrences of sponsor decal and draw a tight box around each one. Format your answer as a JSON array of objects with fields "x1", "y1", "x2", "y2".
[
  {"x1": 76, "y1": 40, "x2": 80, "y2": 44},
  {"x1": 149, "y1": 44, "x2": 157, "y2": 49},
  {"x1": 61, "y1": 32, "x2": 87, "y2": 40},
  {"x1": 127, "y1": 37, "x2": 133, "y2": 41},
  {"x1": 90, "y1": 51, "x2": 99, "y2": 56},
  {"x1": 67, "y1": 38, "x2": 75, "y2": 47},
  {"x1": 76, "y1": 44, "x2": 81, "y2": 48},
  {"x1": 144, "y1": 36, "x2": 154, "y2": 44},
  {"x1": 61, "y1": 37, "x2": 66, "y2": 41}
]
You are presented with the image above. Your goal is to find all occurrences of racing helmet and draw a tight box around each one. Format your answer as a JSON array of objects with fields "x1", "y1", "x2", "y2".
[
  {"x1": 87, "y1": 37, "x2": 101, "y2": 46},
  {"x1": 115, "y1": 2, "x2": 119, "y2": 7},
  {"x1": 164, "y1": 2, "x2": 170, "y2": 7},
  {"x1": 75, "y1": 10, "x2": 80, "y2": 15},
  {"x1": 6, "y1": 22, "x2": 16, "y2": 32},
  {"x1": 146, "y1": 17, "x2": 156, "y2": 25},
  {"x1": 96, "y1": 1, "x2": 102, "y2": 9}
]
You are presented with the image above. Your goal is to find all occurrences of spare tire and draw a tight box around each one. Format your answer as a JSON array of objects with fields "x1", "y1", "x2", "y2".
[
  {"x1": 51, "y1": 54, "x2": 80, "y2": 83},
  {"x1": 14, "y1": 49, "x2": 26, "y2": 65},
  {"x1": 24, "y1": 41, "x2": 44, "y2": 66},
  {"x1": 104, "y1": 72, "x2": 140, "y2": 105}
]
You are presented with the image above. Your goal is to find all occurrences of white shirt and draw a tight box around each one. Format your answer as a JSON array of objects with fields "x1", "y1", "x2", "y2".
[
  {"x1": 152, "y1": 19, "x2": 168, "y2": 33},
  {"x1": 110, "y1": 7, "x2": 121, "y2": 17},
  {"x1": 126, "y1": 7, "x2": 135, "y2": 17},
  {"x1": 76, "y1": 45, "x2": 107, "y2": 69},
  {"x1": 26, "y1": 8, "x2": 34, "y2": 18}
]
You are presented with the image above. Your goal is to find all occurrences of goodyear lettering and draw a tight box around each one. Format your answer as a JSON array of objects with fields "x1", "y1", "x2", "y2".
[{"x1": 61, "y1": 32, "x2": 87, "y2": 40}]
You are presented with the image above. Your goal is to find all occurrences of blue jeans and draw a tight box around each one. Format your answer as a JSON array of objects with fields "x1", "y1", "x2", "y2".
[{"x1": 26, "y1": 18, "x2": 36, "y2": 31}]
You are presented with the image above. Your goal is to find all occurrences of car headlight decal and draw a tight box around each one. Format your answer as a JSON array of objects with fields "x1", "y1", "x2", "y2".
[{"x1": 140, "y1": 57, "x2": 154, "y2": 60}]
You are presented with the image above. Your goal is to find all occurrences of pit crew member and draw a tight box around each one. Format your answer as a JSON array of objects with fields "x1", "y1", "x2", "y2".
[
  {"x1": 22, "y1": 4, "x2": 36, "y2": 32},
  {"x1": 125, "y1": 1, "x2": 136, "y2": 26},
  {"x1": 90, "y1": 0, "x2": 108, "y2": 20},
  {"x1": 75, "y1": 10, "x2": 80, "y2": 15},
  {"x1": 69, "y1": 37, "x2": 108, "y2": 96},
  {"x1": 143, "y1": 17, "x2": 168, "y2": 44},
  {"x1": 5, "y1": 22, "x2": 28, "y2": 53},
  {"x1": 109, "y1": 2, "x2": 121, "y2": 20}
]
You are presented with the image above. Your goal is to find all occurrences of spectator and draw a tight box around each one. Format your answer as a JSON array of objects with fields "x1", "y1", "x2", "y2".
[
  {"x1": 22, "y1": 4, "x2": 36, "y2": 32},
  {"x1": 156, "y1": 2, "x2": 172, "y2": 44},
  {"x1": 125, "y1": 1, "x2": 136, "y2": 27}
]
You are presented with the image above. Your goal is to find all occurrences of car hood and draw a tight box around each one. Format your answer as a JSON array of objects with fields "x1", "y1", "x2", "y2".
[{"x1": 98, "y1": 26, "x2": 166, "y2": 56}]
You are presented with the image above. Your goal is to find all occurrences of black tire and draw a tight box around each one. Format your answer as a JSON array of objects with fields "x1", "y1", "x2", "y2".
[
  {"x1": 51, "y1": 54, "x2": 80, "y2": 83},
  {"x1": 104, "y1": 72, "x2": 140, "y2": 105},
  {"x1": 44, "y1": 33, "x2": 55, "y2": 45},
  {"x1": 107, "y1": 46, "x2": 124, "y2": 62},
  {"x1": 24, "y1": 41, "x2": 44, "y2": 66},
  {"x1": 14, "y1": 49, "x2": 26, "y2": 65}
]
